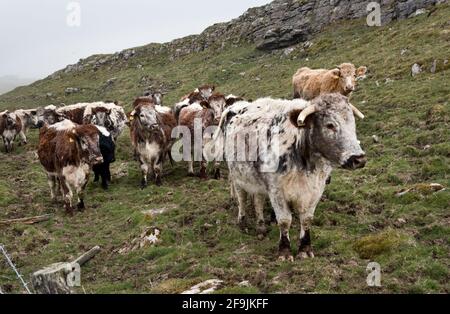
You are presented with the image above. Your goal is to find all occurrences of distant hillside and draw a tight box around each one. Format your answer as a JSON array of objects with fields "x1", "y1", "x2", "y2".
[
  {"x1": 0, "y1": 0, "x2": 446, "y2": 110},
  {"x1": 0, "y1": 76, "x2": 36, "y2": 95}
]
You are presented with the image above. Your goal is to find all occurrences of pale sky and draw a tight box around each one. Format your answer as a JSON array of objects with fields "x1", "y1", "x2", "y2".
[{"x1": 0, "y1": 0, "x2": 271, "y2": 79}]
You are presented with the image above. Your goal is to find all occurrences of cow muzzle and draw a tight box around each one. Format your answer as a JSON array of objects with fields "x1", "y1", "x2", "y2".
[
  {"x1": 342, "y1": 154, "x2": 366, "y2": 170},
  {"x1": 91, "y1": 156, "x2": 104, "y2": 165}
]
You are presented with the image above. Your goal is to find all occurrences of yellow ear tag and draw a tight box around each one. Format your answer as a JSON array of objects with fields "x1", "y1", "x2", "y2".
[
  {"x1": 69, "y1": 138, "x2": 74, "y2": 143},
  {"x1": 129, "y1": 116, "x2": 134, "y2": 121}
]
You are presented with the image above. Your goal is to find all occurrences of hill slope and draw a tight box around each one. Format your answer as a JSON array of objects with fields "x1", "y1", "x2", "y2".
[{"x1": 0, "y1": 2, "x2": 449, "y2": 293}]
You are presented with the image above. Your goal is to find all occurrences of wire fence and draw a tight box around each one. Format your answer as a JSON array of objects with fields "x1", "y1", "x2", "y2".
[{"x1": 0, "y1": 244, "x2": 32, "y2": 294}]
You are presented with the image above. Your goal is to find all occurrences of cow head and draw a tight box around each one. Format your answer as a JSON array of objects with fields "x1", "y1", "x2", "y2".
[
  {"x1": 208, "y1": 94, "x2": 227, "y2": 124},
  {"x1": 23, "y1": 109, "x2": 41, "y2": 128},
  {"x1": 294, "y1": 93, "x2": 366, "y2": 170},
  {"x1": 132, "y1": 103, "x2": 159, "y2": 130},
  {"x1": 197, "y1": 85, "x2": 216, "y2": 100},
  {"x1": 72, "y1": 125, "x2": 103, "y2": 165},
  {"x1": 90, "y1": 107, "x2": 113, "y2": 130},
  {"x1": 331, "y1": 63, "x2": 367, "y2": 95},
  {"x1": 40, "y1": 106, "x2": 64, "y2": 125}
]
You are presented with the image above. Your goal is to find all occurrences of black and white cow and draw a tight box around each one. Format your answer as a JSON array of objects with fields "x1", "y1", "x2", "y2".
[
  {"x1": 216, "y1": 93, "x2": 366, "y2": 261},
  {"x1": 92, "y1": 127, "x2": 116, "y2": 190}
]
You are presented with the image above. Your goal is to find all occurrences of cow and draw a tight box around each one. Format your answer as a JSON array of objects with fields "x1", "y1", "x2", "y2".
[
  {"x1": 82, "y1": 102, "x2": 127, "y2": 141},
  {"x1": 39, "y1": 105, "x2": 65, "y2": 125},
  {"x1": 293, "y1": 63, "x2": 367, "y2": 100},
  {"x1": 129, "y1": 97, "x2": 177, "y2": 188},
  {"x1": 143, "y1": 92, "x2": 164, "y2": 106},
  {"x1": 38, "y1": 119, "x2": 104, "y2": 214},
  {"x1": 13, "y1": 109, "x2": 41, "y2": 145},
  {"x1": 216, "y1": 93, "x2": 366, "y2": 261},
  {"x1": 0, "y1": 111, "x2": 22, "y2": 153},
  {"x1": 178, "y1": 93, "x2": 227, "y2": 178},
  {"x1": 92, "y1": 127, "x2": 116, "y2": 190},
  {"x1": 174, "y1": 85, "x2": 216, "y2": 121},
  {"x1": 41, "y1": 102, "x2": 127, "y2": 141}
]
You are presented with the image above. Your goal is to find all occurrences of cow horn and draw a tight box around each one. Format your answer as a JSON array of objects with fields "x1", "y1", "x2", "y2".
[
  {"x1": 349, "y1": 104, "x2": 365, "y2": 119},
  {"x1": 297, "y1": 105, "x2": 318, "y2": 127}
]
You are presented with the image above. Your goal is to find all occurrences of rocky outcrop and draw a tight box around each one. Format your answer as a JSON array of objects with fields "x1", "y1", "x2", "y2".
[{"x1": 55, "y1": 0, "x2": 447, "y2": 76}]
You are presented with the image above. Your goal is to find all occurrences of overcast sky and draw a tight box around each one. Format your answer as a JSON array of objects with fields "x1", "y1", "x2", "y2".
[{"x1": 0, "y1": 0, "x2": 271, "y2": 79}]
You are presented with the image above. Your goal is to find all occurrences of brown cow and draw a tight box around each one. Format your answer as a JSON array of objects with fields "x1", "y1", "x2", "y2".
[
  {"x1": 0, "y1": 111, "x2": 22, "y2": 153},
  {"x1": 293, "y1": 63, "x2": 367, "y2": 100},
  {"x1": 38, "y1": 120, "x2": 103, "y2": 214},
  {"x1": 178, "y1": 93, "x2": 227, "y2": 178},
  {"x1": 129, "y1": 98, "x2": 177, "y2": 188}
]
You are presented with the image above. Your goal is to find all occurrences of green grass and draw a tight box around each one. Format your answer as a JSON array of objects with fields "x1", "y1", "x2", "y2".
[{"x1": 0, "y1": 4, "x2": 449, "y2": 294}]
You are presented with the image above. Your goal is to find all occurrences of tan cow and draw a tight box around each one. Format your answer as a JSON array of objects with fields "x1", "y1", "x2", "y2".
[{"x1": 293, "y1": 63, "x2": 367, "y2": 100}]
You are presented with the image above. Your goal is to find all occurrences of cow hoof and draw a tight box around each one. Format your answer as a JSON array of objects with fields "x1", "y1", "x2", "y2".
[
  {"x1": 297, "y1": 250, "x2": 314, "y2": 259},
  {"x1": 214, "y1": 169, "x2": 221, "y2": 180},
  {"x1": 102, "y1": 184, "x2": 109, "y2": 190},
  {"x1": 278, "y1": 254, "x2": 294, "y2": 262},
  {"x1": 155, "y1": 177, "x2": 162, "y2": 187},
  {"x1": 187, "y1": 172, "x2": 195, "y2": 177},
  {"x1": 256, "y1": 224, "x2": 267, "y2": 240},
  {"x1": 238, "y1": 216, "x2": 247, "y2": 231},
  {"x1": 140, "y1": 179, "x2": 148, "y2": 189},
  {"x1": 77, "y1": 201, "x2": 85, "y2": 211},
  {"x1": 326, "y1": 176, "x2": 331, "y2": 185}
]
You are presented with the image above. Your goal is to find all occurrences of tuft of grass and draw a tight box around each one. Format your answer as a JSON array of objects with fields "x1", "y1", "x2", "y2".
[{"x1": 353, "y1": 230, "x2": 405, "y2": 259}]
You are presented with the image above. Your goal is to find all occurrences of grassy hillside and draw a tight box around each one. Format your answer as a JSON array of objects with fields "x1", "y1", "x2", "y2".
[{"x1": 0, "y1": 4, "x2": 449, "y2": 294}]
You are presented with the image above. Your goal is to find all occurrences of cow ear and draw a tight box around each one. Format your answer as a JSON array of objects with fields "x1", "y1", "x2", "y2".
[
  {"x1": 357, "y1": 66, "x2": 367, "y2": 77},
  {"x1": 200, "y1": 101, "x2": 210, "y2": 109},
  {"x1": 289, "y1": 108, "x2": 314, "y2": 129},
  {"x1": 331, "y1": 68, "x2": 341, "y2": 78},
  {"x1": 226, "y1": 98, "x2": 236, "y2": 107}
]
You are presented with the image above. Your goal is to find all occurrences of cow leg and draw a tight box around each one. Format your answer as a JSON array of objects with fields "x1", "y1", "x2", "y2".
[
  {"x1": 140, "y1": 162, "x2": 149, "y2": 189},
  {"x1": 297, "y1": 213, "x2": 315, "y2": 259},
  {"x1": 102, "y1": 163, "x2": 111, "y2": 190},
  {"x1": 235, "y1": 187, "x2": 248, "y2": 231},
  {"x1": 269, "y1": 193, "x2": 293, "y2": 262},
  {"x1": 47, "y1": 174, "x2": 58, "y2": 202},
  {"x1": 59, "y1": 176, "x2": 74, "y2": 215},
  {"x1": 213, "y1": 161, "x2": 221, "y2": 179},
  {"x1": 76, "y1": 178, "x2": 89, "y2": 211},
  {"x1": 18, "y1": 131, "x2": 27, "y2": 145},
  {"x1": 254, "y1": 194, "x2": 267, "y2": 240},
  {"x1": 93, "y1": 165, "x2": 100, "y2": 182},
  {"x1": 187, "y1": 161, "x2": 195, "y2": 176},
  {"x1": 199, "y1": 161, "x2": 207, "y2": 179},
  {"x1": 153, "y1": 156, "x2": 163, "y2": 186}
]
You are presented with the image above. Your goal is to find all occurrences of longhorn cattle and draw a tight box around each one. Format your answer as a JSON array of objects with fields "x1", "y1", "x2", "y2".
[
  {"x1": 178, "y1": 93, "x2": 227, "y2": 178},
  {"x1": 13, "y1": 109, "x2": 41, "y2": 145},
  {"x1": 174, "y1": 85, "x2": 216, "y2": 121},
  {"x1": 38, "y1": 120, "x2": 104, "y2": 214},
  {"x1": 0, "y1": 111, "x2": 22, "y2": 153},
  {"x1": 42, "y1": 102, "x2": 127, "y2": 141},
  {"x1": 293, "y1": 63, "x2": 367, "y2": 100},
  {"x1": 129, "y1": 97, "x2": 177, "y2": 188},
  {"x1": 216, "y1": 93, "x2": 366, "y2": 261}
]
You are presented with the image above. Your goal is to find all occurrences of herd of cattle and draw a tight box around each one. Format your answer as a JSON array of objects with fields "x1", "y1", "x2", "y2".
[{"x1": 0, "y1": 62, "x2": 368, "y2": 260}]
